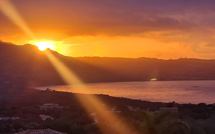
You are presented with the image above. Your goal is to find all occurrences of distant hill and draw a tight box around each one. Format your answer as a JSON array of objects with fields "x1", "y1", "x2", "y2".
[
  {"x1": 0, "y1": 41, "x2": 127, "y2": 88},
  {"x1": 1, "y1": 41, "x2": 215, "y2": 89},
  {"x1": 76, "y1": 57, "x2": 215, "y2": 81}
]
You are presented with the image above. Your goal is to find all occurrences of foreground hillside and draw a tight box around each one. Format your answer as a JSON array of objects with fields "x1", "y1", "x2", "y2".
[
  {"x1": 1, "y1": 41, "x2": 215, "y2": 89},
  {"x1": 0, "y1": 89, "x2": 215, "y2": 134}
]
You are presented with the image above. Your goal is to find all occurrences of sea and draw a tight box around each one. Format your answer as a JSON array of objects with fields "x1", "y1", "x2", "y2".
[{"x1": 38, "y1": 80, "x2": 215, "y2": 104}]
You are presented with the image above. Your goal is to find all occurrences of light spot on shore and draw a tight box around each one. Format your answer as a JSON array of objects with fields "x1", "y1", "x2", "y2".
[{"x1": 150, "y1": 78, "x2": 157, "y2": 81}]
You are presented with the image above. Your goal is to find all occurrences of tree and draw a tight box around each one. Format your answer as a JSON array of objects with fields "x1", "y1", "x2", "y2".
[{"x1": 133, "y1": 110, "x2": 190, "y2": 134}]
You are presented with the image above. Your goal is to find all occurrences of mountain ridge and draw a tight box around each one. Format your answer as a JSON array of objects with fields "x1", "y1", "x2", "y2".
[{"x1": 1, "y1": 41, "x2": 215, "y2": 89}]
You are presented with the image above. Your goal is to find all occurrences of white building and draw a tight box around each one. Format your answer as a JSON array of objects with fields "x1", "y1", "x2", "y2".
[
  {"x1": 0, "y1": 117, "x2": 20, "y2": 121},
  {"x1": 39, "y1": 114, "x2": 54, "y2": 121},
  {"x1": 40, "y1": 103, "x2": 64, "y2": 110}
]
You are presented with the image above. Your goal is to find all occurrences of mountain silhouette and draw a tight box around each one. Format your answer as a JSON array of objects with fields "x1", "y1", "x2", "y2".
[
  {"x1": 0, "y1": 41, "x2": 126, "y2": 89},
  {"x1": 1, "y1": 41, "x2": 215, "y2": 89}
]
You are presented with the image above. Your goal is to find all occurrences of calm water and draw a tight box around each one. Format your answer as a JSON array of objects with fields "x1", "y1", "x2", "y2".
[{"x1": 39, "y1": 80, "x2": 215, "y2": 104}]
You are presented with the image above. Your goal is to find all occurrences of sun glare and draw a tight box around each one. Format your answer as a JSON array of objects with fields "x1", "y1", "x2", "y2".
[{"x1": 30, "y1": 41, "x2": 56, "y2": 51}]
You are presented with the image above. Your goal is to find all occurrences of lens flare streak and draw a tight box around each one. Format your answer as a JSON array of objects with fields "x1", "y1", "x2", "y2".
[
  {"x1": 0, "y1": 0, "x2": 138, "y2": 133},
  {"x1": 45, "y1": 50, "x2": 137, "y2": 134},
  {"x1": 0, "y1": 0, "x2": 35, "y2": 39}
]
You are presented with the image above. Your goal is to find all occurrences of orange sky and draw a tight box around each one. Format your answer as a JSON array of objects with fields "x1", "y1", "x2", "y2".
[{"x1": 0, "y1": 0, "x2": 215, "y2": 59}]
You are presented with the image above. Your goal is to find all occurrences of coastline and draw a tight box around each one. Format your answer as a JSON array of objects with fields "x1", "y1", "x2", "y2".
[{"x1": 36, "y1": 80, "x2": 215, "y2": 104}]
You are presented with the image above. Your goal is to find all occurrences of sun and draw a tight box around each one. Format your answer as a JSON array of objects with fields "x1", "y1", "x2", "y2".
[
  {"x1": 34, "y1": 41, "x2": 56, "y2": 51},
  {"x1": 30, "y1": 41, "x2": 56, "y2": 51}
]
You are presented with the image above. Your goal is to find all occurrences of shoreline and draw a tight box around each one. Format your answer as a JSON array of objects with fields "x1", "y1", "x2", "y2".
[{"x1": 36, "y1": 80, "x2": 215, "y2": 105}]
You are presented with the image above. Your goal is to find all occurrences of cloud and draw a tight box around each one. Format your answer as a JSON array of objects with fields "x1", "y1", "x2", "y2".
[
  {"x1": 1, "y1": 0, "x2": 215, "y2": 59},
  {"x1": 0, "y1": 0, "x2": 215, "y2": 37}
]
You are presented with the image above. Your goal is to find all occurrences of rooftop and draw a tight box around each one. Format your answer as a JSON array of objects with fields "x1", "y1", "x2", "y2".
[{"x1": 15, "y1": 129, "x2": 67, "y2": 134}]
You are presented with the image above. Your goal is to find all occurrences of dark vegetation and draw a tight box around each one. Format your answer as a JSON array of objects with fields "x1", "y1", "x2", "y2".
[{"x1": 0, "y1": 89, "x2": 215, "y2": 134}]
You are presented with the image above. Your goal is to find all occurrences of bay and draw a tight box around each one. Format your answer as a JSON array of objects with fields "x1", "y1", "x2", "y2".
[{"x1": 39, "y1": 80, "x2": 215, "y2": 104}]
